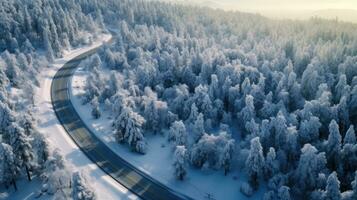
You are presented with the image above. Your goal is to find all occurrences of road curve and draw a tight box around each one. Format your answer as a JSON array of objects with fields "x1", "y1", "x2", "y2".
[{"x1": 50, "y1": 39, "x2": 193, "y2": 200}]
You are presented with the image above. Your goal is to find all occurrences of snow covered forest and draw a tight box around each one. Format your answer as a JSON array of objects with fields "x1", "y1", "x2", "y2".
[
  {"x1": 1, "y1": 0, "x2": 357, "y2": 199},
  {"x1": 78, "y1": 0, "x2": 357, "y2": 199},
  {"x1": 0, "y1": 0, "x2": 103, "y2": 198}
]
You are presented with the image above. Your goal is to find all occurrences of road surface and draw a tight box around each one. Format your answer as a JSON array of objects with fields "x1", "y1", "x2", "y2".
[{"x1": 50, "y1": 40, "x2": 192, "y2": 200}]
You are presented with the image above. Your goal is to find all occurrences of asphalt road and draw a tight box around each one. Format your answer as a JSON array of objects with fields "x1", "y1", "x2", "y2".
[{"x1": 50, "y1": 41, "x2": 193, "y2": 200}]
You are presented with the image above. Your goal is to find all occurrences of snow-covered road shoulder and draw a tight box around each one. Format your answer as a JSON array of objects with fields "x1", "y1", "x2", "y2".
[{"x1": 33, "y1": 34, "x2": 138, "y2": 200}]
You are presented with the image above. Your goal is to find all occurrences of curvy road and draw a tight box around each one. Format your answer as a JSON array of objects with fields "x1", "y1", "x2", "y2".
[{"x1": 50, "y1": 39, "x2": 192, "y2": 200}]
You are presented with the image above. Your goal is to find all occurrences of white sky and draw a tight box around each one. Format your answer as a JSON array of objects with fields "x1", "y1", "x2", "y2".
[
  {"x1": 158, "y1": 0, "x2": 357, "y2": 22},
  {"x1": 208, "y1": 0, "x2": 357, "y2": 11}
]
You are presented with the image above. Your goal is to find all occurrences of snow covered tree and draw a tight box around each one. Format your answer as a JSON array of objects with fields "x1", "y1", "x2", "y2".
[
  {"x1": 246, "y1": 137, "x2": 265, "y2": 189},
  {"x1": 337, "y1": 96, "x2": 350, "y2": 133},
  {"x1": 143, "y1": 99, "x2": 160, "y2": 133},
  {"x1": 91, "y1": 105, "x2": 101, "y2": 119},
  {"x1": 43, "y1": 26, "x2": 55, "y2": 62},
  {"x1": 0, "y1": 102, "x2": 14, "y2": 133},
  {"x1": 187, "y1": 103, "x2": 199, "y2": 123},
  {"x1": 220, "y1": 139, "x2": 235, "y2": 175},
  {"x1": 285, "y1": 126, "x2": 299, "y2": 167},
  {"x1": 33, "y1": 132, "x2": 50, "y2": 170},
  {"x1": 191, "y1": 132, "x2": 232, "y2": 169},
  {"x1": 271, "y1": 111, "x2": 288, "y2": 149},
  {"x1": 5, "y1": 122, "x2": 34, "y2": 181},
  {"x1": 324, "y1": 172, "x2": 341, "y2": 200},
  {"x1": 238, "y1": 95, "x2": 256, "y2": 135},
  {"x1": 301, "y1": 62, "x2": 320, "y2": 100},
  {"x1": 114, "y1": 107, "x2": 146, "y2": 153},
  {"x1": 173, "y1": 146, "x2": 187, "y2": 180},
  {"x1": 44, "y1": 168, "x2": 71, "y2": 197},
  {"x1": 344, "y1": 125, "x2": 356, "y2": 146},
  {"x1": 91, "y1": 97, "x2": 101, "y2": 119},
  {"x1": 278, "y1": 186, "x2": 291, "y2": 200},
  {"x1": 352, "y1": 171, "x2": 357, "y2": 200},
  {"x1": 334, "y1": 74, "x2": 349, "y2": 103},
  {"x1": 295, "y1": 144, "x2": 327, "y2": 194},
  {"x1": 72, "y1": 171, "x2": 96, "y2": 200},
  {"x1": 298, "y1": 116, "x2": 321, "y2": 144},
  {"x1": 192, "y1": 113, "x2": 205, "y2": 142},
  {"x1": 168, "y1": 121, "x2": 187, "y2": 147},
  {"x1": 259, "y1": 119, "x2": 271, "y2": 151},
  {"x1": 0, "y1": 143, "x2": 17, "y2": 190},
  {"x1": 240, "y1": 182, "x2": 254, "y2": 197},
  {"x1": 327, "y1": 120, "x2": 342, "y2": 170},
  {"x1": 264, "y1": 147, "x2": 279, "y2": 180}
]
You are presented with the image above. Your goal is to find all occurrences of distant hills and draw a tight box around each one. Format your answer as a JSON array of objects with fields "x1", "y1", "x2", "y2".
[
  {"x1": 259, "y1": 9, "x2": 357, "y2": 23},
  {"x1": 154, "y1": 0, "x2": 357, "y2": 23},
  {"x1": 311, "y1": 9, "x2": 357, "y2": 22}
]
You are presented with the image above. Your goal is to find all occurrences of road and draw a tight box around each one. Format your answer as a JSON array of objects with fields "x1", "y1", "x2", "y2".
[{"x1": 50, "y1": 40, "x2": 193, "y2": 200}]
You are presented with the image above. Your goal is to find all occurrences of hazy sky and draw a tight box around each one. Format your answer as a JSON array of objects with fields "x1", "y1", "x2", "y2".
[
  {"x1": 158, "y1": 0, "x2": 357, "y2": 22},
  {"x1": 205, "y1": 0, "x2": 357, "y2": 11}
]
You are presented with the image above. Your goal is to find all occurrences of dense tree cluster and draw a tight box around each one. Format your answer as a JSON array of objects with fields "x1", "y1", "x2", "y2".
[
  {"x1": 78, "y1": 0, "x2": 357, "y2": 198},
  {"x1": 0, "y1": 0, "x2": 103, "y2": 196},
  {"x1": 0, "y1": 0, "x2": 104, "y2": 58}
]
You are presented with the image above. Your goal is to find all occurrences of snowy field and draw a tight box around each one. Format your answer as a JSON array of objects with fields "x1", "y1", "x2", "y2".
[
  {"x1": 28, "y1": 34, "x2": 138, "y2": 200},
  {"x1": 70, "y1": 68, "x2": 266, "y2": 200}
]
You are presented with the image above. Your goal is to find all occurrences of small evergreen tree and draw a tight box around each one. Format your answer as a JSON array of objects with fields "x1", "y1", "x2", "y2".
[
  {"x1": 173, "y1": 146, "x2": 187, "y2": 180},
  {"x1": 246, "y1": 137, "x2": 264, "y2": 189},
  {"x1": 343, "y1": 125, "x2": 356, "y2": 146},
  {"x1": 0, "y1": 143, "x2": 17, "y2": 190},
  {"x1": 324, "y1": 172, "x2": 341, "y2": 200},
  {"x1": 327, "y1": 120, "x2": 342, "y2": 170},
  {"x1": 72, "y1": 171, "x2": 96, "y2": 200}
]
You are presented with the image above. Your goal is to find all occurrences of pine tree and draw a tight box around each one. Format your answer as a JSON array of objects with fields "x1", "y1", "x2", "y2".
[
  {"x1": 72, "y1": 172, "x2": 96, "y2": 200},
  {"x1": 296, "y1": 144, "x2": 327, "y2": 194},
  {"x1": 169, "y1": 121, "x2": 187, "y2": 146},
  {"x1": 278, "y1": 186, "x2": 291, "y2": 200},
  {"x1": 0, "y1": 102, "x2": 14, "y2": 133},
  {"x1": 143, "y1": 100, "x2": 160, "y2": 133},
  {"x1": 327, "y1": 120, "x2": 342, "y2": 170},
  {"x1": 239, "y1": 95, "x2": 256, "y2": 135},
  {"x1": 324, "y1": 172, "x2": 341, "y2": 200},
  {"x1": 43, "y1": 26, "x2": 55, "y2": 62},
  {"x1": 298, "y1": 116, "x2": 321, "y2": 144},
  {"x1": 33, "y1": 132, "x2": 50, "y2": 170},
  {"x1": 0, "y1": 143, "x2": 17, "y2": 190},
  {"x1": 192, "y1": 113, "x2": 205, "y2": 142},
  {"x1": 338, "y1": 96, "x2": 350, "y2": 133},
  {"x1": 91, "y1": 97, "x2": 101, "y2": 119},
  {"x1": 220, "y1": 139, "x2": 235, "y2": 175},
  {"x1": 114, "y1": 107, "x2": 146, "y2": 153},
  {"x1": 352, "y1": 171, "x2": 357, "y2": 199},
  {"x1": 7, "y1": 123, "x2": 34, "y2": 181},
  {"x1": 246, "y1": 137, "x2": 264, "y2": 189},
  {"x1": 264, "y1": 147, "x2": 279, "y2": 180},
  {"x1": 173, "y1": 146, "x2": 187, "y2": 180},
  {"x1": 343, "y1": 125, "x2": 356, "y2": 146},
  {"x1": 187, "y1": 103, "x2": 199, "y2": 123}
]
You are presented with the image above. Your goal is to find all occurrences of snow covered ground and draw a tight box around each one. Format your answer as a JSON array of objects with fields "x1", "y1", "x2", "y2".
[
  {"x1": 71, "y1": 67, "x2": 267, "y2": 200},
  {"x1": 29, "y1": 34, "x2": 138, "y2": 200}
]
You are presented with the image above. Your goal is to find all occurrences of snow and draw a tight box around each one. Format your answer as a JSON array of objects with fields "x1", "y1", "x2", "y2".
[
  {"x1": 30, "y1": 34, "x2": 138, "y2": 200},
  {"x1": 0, "y1": 177, "x2": 43, "y2": 200},
  {"x1": 70, "y1": 67, "x2": 267, "y2": 200}
]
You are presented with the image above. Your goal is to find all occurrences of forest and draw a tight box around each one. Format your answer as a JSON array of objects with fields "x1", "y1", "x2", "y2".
[
  {"x1": 0, "y1": 0, "x2": 102, "y2": 198},
  {"x1": 1, "y1": 0, "x2": 357, "y2": 199}
]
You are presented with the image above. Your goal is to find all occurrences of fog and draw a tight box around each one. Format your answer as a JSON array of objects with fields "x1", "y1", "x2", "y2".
[{"x1": 157, "y1": 0, "x2": 357, "y2": 22}]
